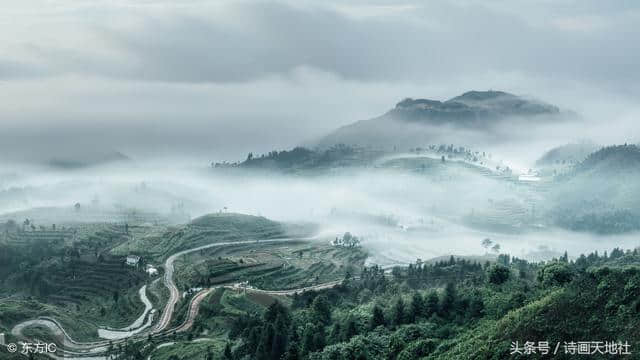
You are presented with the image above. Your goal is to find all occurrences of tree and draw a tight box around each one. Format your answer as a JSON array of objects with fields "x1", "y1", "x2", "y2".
[
  {"x1": 425, "y1": 291, "x2": 439, "y2": 317},
  {"x1": 255, "y1": 324, "x2": 274, "y2": 360},
  {"x1": 467, "y1": 293, "x2": 485, "y2": 318},
  {"x1": 391, "y1": 297, "x2": 405, "y2": 326},
  {"x1": 488, "y1": 265, "x2": 510, "y2": 285},
  {"x1": 537, "y1": 262, "x2": 574, "y2": 287},
  {"x1": 329, "y1": 322, "x2": 342, "y2": 342},
  {"x1": 271, "y1": 314, "x2": 288, "y2": 360},
  {"x1": 343, "y1": 316, "x2": 358, "y2": 341},
  {"x1": 391, "y1": 266, "x2": 403, "y2": 280},
  {"x1": 481, "y1": 238, "x2": 493, "y2": 251},
  {"x1": 370, "y1": 304, "x2": 386, "y2": 329},
  {"x1": 302, "y1": 324, "x2": 323, "y2": 355},
  {"x1": 311, "y1": 295, "x2": 331, "y2": 325},
  {"x1": 440, "y1": 283, "x2": 457, "y2": 317},
  {"x1": 491, "y1": 243, "x2": 501, "y2": 253},
  {"x1": 409, "y1": 292, "x2": 424, "y2": 321}
]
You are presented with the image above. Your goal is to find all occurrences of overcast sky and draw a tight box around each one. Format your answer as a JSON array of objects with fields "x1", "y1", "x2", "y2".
[{"x1": 1, "y1": 0, "x2": 639, "y2": 162}]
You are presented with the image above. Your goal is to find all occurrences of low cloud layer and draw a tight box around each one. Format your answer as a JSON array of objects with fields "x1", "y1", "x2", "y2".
[{"x1": 1, "y1": 0, "x2": 640, "y2": 162}]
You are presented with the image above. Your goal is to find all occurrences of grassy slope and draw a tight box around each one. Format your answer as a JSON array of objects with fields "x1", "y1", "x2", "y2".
[
  {"x1": 173, "y1": 241, "x2": 367, "y2": 291},
  {"x1": 112, "y1": 213, "x2": 291, "y2": 261},
  {"x1": 428, "y1": 266, "x2": 640, "y2": 359}
]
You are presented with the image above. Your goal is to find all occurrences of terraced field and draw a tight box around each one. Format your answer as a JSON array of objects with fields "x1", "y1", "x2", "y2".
[
  {"x1": 3, "y1": 213, "x2": 365, "y2": 359},
  {"x1": 44, "y1": 256, "x2": 145, "y2": 307},
  {"x1": 2, "y1": 229, "x2": 74, "y2": 247},
  {"x1": 112, "y1": 213, "x2": 295, "y2": 261},
  {"x1": 0, "y1": 222, "x2": 151, "y2": 342},
  {"x1": 173, "y1": 240, "x2": 366, "y2": 291}
]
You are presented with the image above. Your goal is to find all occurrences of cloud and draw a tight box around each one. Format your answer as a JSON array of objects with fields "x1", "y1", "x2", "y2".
[
  {"x1": 2, "y1": 0, "x2": 639, "y2": 89},
  {"x1": 1, "y1": 0, "x2": 640, "y2": 162}
]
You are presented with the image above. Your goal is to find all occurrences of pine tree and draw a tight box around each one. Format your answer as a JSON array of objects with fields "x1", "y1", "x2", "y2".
[
  {"x1": 440, "y1": 283, "x2": 457, "y2": 317},
  {"x1": 302, "y1": 324, "x2": 316, "y2": 355},
  {"x1": 391, "y1": 297, "x2": 405, "y2": 326},
  {"x1": 311, "y1": 295, "x2": 332, "y2": 325},
  {"x1": 343, "y1": 316, "x2": 358, "y2": 341},
  {"x1": 271, "y1": 314, "x2": 288, "y2": 360},
  {"x1": 255, "y1": 324, "x2": 274, "y2": 360},
  {"x1": 425, "y1": 291, "x2": 439, "y2": 316},
  {"x1": 409, "y1": 292, "x2": 424, "y2": 322},
  {"x1": 370, "y1": 304, "x2": 386, "y2": 329},
  {"x1": 467, "y1": 293, "x2": 485, "y2": 318},
  {"x1": 329, "y1": 322, "x2": 342, "y2": 343}
]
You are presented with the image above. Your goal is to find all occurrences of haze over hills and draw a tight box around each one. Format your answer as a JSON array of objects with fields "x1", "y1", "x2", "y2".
[
  {"x1": 1, "y1": 146, "x2": 131, "y2": 169},
  {"x1": 48, "y1": 150, "x2": 131, "y2": 169},
  {"x1": 536, "y1": 141, "x2": 600, "y2": 166},
  {"x1": 573, "y1": 144, "x2": 640, "y2": 174},
  {"x1": 315, "y1": 90, "x2": 569, "y2": 150},
  {"x1": 548, "y1": 145, "x2": 640, "y2": 234}
]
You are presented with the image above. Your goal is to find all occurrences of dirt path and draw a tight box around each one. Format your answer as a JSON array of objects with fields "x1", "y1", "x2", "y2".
[
  {"x1": 11, "y1": 237, "x2": 344, "y2": 359},
  {"x1": 151, "y1": 238, "x2": 301, "y2": 333},
  {"x1": 97, "y1": 284, "x2": 154, "y2": 340}
]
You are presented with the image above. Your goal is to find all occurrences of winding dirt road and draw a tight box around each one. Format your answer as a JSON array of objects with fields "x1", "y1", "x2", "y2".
[
  {"x1": 10, "y1": 237, "x2": 345, "y2": 359},
  {"x1": 151, "y1": 238, "x2": 305, "y2": 333}
]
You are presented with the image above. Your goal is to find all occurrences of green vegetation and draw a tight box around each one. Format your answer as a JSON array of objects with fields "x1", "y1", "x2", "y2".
[
  {"x1": 0, "y1": 222, "x2": 149, "y2": 340},
  {"x1": 549, "y1": 145, "x2": 640, "y2": 234},
  {"x1": 149, "y1": 340, "x2": 225, "y2": 360},
  {"x1": 145, "y1": 246, "x2": 640, "y2": 360},
  {"x1": 536, "y1": 141, "x2": 599, "y2": 167},
  {"x1": 4, "y1": 211, "x2": 640, "y2": 360},
  {"x1": 113, "y1": 213, "x2": 292, "y2": 261},
  {"x1": 173, "y1": 241, "x2": 366, "y2": 291},
  {"x1": 212, "y1": 145, "x2": 384, "y2": 172}
]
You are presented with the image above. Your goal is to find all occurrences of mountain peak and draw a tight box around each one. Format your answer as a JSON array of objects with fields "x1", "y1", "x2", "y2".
[
  {"x1": 391, "y1": 90, "x2": 559, "y2": 124},
  {"x1": 446, "y1": 90, "x2": 514, "y2": 104},
  {"x1": 315, "y1": 90, "x2": 568, "y2": 149}
]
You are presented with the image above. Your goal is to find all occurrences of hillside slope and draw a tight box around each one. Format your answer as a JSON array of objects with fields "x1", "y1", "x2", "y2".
[{"x1": 315, "y1": 90, "x2": 566, "y2": 149}]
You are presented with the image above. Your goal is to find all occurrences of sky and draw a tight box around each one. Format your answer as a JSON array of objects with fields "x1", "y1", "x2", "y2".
[{"x1": 1, "y1": 0, "x2": 640, "y2": 162}]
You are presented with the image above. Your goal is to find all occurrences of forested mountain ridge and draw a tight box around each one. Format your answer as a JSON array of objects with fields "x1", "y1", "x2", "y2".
[
  {"x1": 315, "y1": 90, "x2": 567, "y2": 149},
  {"x1": 218, "y1": 248, "x2": 640, "y2": 360}
]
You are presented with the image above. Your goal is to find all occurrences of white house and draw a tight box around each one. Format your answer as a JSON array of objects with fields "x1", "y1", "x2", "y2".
[
  {"x1": 146, "y1": 265, "x2": 158, "y2": 276},
  {"x1": 126, "y1": 255, "x2": 140, "y2": 267}
]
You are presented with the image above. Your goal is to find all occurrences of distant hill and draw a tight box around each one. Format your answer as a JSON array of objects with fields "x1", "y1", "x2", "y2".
[
  {"x1": 316, "y1": 90, "x2": 566, "y2": 149},
  {"x1": 398, "y1": 90, "x2": 559, "y2": 124},
  {"x1": 189, "y1": 212, "x2": 282, "y2": 232},
  {"x1": 536, "y1": 141, "x2": 600, "y2": 166},
  {"x1": 548, "y1": 144, "x2": 640, "y2": 234},
  {"x1": 213, "y1": 145, "x2": 385, "y2": 172},
  {"x1": 113, "y1": 213, "x2": 291, "y2": 259},
  {"x1": 574, "y1": 144, "x2": 640, "y2": 174},
  {"x1": 48, "y1": 150, "x2": 130, "y2": 169}
]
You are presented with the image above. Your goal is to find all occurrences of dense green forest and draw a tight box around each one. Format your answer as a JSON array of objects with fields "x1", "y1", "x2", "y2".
[{"x1": 113, "y1": 247, "x2": 640, "y2": 360}]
